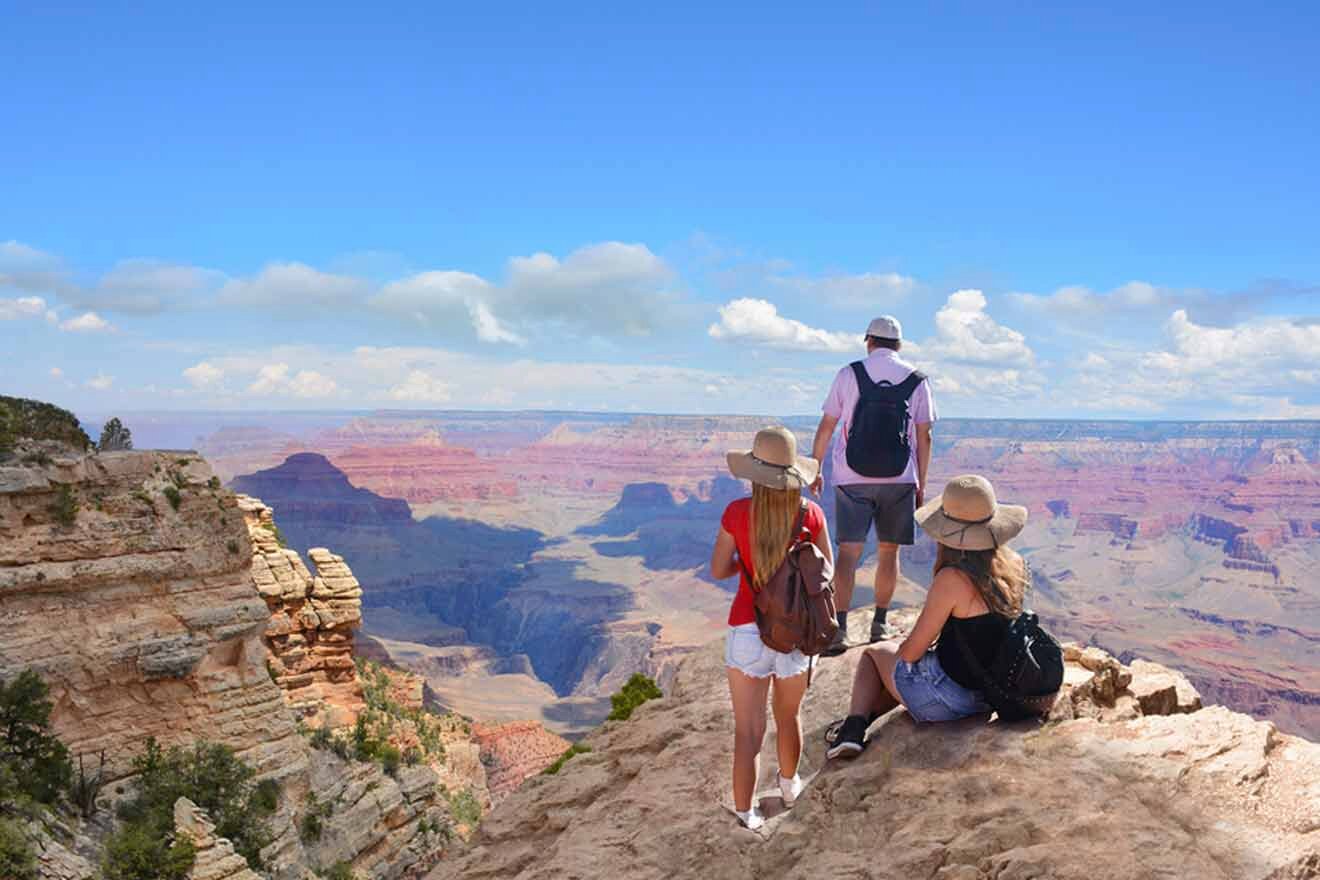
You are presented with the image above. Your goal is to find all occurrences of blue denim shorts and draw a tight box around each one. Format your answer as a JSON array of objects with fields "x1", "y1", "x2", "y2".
[
  {"x1": 724, "y1": 623, "x2": 810, "y2": 679},
  {"x1": 892, "y1": 650, "x2": 990, "y2": 722}
]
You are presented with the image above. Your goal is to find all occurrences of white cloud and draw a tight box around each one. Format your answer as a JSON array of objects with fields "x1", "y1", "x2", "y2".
[
  {"x1": 767, "y1": 271, "x2": 917, "y2": 308},
  {"x1": 923, "y1": 290, "x2": 1034, "y2": 367},
  {"x1": 219, "y1": 262, "x2": 367, "y2": 309},
  {"x1": 49, "y1": 367, "x2": 62, "y2": 378},
  {"x1": 708, "y1": 298, "x2": 860, "y2": 353},
  {"x1": 59, "y1": 311, "x2": 113, "y2": 333},
  {"x1": 372, "y1": 270, "x2": 525, "y2": 344},
  {"x1": 387, "y1": 369, "x2": 453, "y2": 402},
  {"x1": 245, "y1": 363, "x2": 338, "y2": 398},
  {"x1": 1011, "y1": 281, "x2": 1169, "y2": 317},
  {"x1": 0, "y1": 295, "x2": 49, "y2": 320},
  {"x1": 373, "y1": 242, "x2": 679, "y2": 341},
  {"x1": 86, "y1": 374, "x2": 114, "y2": 391},
  {"x1": 79, "y1": 260, "x2": 223, "y2": 314},
  {"x1": 0, "y1": 241, "x2": 73, "y2": 296},
  {"x1": 1144, "y1": 309, "x2": 1320, "y2": 381},
  {"x1": 183, "y1": 361, "x2": 225, "y2": 388}
]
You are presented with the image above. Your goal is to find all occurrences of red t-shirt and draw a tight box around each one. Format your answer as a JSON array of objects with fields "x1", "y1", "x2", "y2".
[{"x1": 720, "y1": 498, "x2": 827, "y2": 626}]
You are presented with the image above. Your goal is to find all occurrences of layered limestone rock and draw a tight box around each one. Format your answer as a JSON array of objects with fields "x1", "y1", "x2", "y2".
[
  {"x1": 175, "y1": 798, "x2": 263, "y2": 880},
  {"x1": 0, "y1": 449, "x2": 448, "y2": 880},
  {"x1": 432, "y1": 610, "x2": 1320, "y2": 880},
  {"x1": 238, "y1": 494, "x2": 365, "y2": 728}
]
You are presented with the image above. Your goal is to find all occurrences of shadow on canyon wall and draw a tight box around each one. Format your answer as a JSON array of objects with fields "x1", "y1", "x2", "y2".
[{"x1": 230, "y1": 453, "x2": 635, "y2": 696}]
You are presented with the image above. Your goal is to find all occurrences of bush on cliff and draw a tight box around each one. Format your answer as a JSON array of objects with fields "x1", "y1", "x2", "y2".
[
  {"x1": 0, "y1": 818, "x2": 37, "y2": 880},
  {"x1": 0, "y1": 396, "x2": 91, "y2": 452},
  {"x1": 606, "y1": 674, "x2": 663, "y2": 722},
  {"x1": 106, "y1": 738, "x2": 277, "y2": 878},
  {"x1": 0, "y1": 669, "x2": 73, "y2": 807}
]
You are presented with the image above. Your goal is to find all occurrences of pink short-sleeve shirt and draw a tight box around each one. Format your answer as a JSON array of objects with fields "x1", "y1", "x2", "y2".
[{"x1": 821, "y1": 349, "x2": 936, "y2": 486}]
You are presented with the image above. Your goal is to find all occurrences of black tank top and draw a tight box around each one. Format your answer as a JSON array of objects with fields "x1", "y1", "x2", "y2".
[{"x1": 937, "y1": 613, "x2": 1011, "y2": 691}]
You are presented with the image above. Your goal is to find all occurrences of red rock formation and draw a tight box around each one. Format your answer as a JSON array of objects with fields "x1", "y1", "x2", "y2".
[
  {"x1": 330, "y1": 438, "x2": 519, "y2": 505},
  {"x1": 471, "y1": 721, "x2": 573, "y2": 801}
]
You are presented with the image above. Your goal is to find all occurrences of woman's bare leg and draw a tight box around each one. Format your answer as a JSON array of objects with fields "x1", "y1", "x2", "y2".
[
  {"x1": 727, "y1": 668, "x2": 772, "y2": 812},
  {"x1": 848, "y1": 642, "x2": 902, "y2": 718},
  {"x1": 770, "y1": 671, "x2": 809, "y2": 779}
]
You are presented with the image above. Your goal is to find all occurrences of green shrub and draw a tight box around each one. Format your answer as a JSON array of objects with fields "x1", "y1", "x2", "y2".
[
  {"x1": 208, "y1": 476, "x2": 222, "y2": 490},
  {"x1": 0, "y1": 670, "x2": 73, "y2": 805},
  {"x1": 320, "y1": 861, "x2": 359, "y2": 880},
  {"x1": 51, "y1": 485, "x2": 78, "y2": 527},
  {"x1": 446, "y1": 788, "x2": 481, "y2": 827},
  {"x1": 541, "y1": 743, "x2": 592, "y2": 775},
  {"x1": 97, "y1": 417, "x2": 133, "y2": 452},
  {"x1": 162, "y1": 486, "x2": 182, "y2": 511},
  {"x1": 101, "y1": 825, "x2": 195, "y2": 880},
  {"x1": 0, "y1": 406, "x2": 15, "y2": 457},
  {"x1": 0, "y1": 396, "x2": 90, "y2": 451},
  {"x1": 300, "y1": 791, "x2": 334, "y2": 843},
  {"x1": 262, "y1": 522, "x2": 288, "y2": 548},
  {"x1": 0, "y1": 818, "x2": 37, "y2": 880},
  {"x1": 607, "y1": 673, "x2": 663, "y2": 722},
  {"x1": 379, "y1": 744, "x2": 401, "y2": 778},
  {"x1": 110, "y1": 738, "x2": 277, "y2": 873}
]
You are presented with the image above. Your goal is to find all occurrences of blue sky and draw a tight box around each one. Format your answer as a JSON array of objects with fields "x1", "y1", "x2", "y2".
[{"x1": 3, "y1": 2, "x2": 1319, "y2": 418}]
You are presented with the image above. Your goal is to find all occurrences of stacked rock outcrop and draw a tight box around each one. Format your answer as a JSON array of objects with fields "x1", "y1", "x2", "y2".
[{"x1": 237, "y1": 494, "x2": 366, "y2": 728}]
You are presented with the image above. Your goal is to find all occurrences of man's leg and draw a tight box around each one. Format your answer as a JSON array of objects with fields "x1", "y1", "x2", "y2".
[
  {"x1": 868, "y1": 484, "x2": 915, "y2": 643},
  {"x1": 869, "y1": 543, "x2": 899, "y2": 641},
  {"x1": 826, "y1": 484, "x2": 873, "y2": 656},
  {"x1": 823, "y1": 542, "x2": 864, "y2": 655}
]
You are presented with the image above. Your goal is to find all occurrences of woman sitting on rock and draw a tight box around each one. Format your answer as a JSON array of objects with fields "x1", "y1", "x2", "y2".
[
  {"x1": 826, "y1": 474, "x2": 1028, "y2": 758},
  {"x1": 710, "y1": 426, "x2": 834, "y2": 830}
]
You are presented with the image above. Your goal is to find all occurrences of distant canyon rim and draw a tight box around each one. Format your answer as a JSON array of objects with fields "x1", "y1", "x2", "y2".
[{"x1": 126, "y1": 410, "x2": 1320, "y2": 741}]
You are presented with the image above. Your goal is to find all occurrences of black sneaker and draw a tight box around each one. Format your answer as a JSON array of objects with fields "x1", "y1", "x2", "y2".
[
  {"x1": 820, "y1": 626, "x2": 848, "y2": 657},
  {"x1": 869, "y1": 618, "x2": 898, "y2": 644},
  {"x1": 825, "y1": 715, "x2": 869, "y2": 760}
]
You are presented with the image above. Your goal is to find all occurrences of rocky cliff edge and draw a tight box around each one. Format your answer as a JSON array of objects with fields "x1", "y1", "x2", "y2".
[{"x1": 432, "y1": 610, "x2": 1320, "y2": 880}]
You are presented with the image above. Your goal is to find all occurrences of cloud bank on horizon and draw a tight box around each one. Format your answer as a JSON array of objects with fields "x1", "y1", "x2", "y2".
[{"x1": 4, "y1": 235, "x2": 1319, "y2": 420}]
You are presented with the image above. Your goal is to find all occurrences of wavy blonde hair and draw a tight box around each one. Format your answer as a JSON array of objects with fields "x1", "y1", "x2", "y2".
[
  {"x1": 934, "y1": 544, "x2": 1027, "y2": 618},
  {"x1": 749, "y1": 483, "x2": 802, "y2": 588}
]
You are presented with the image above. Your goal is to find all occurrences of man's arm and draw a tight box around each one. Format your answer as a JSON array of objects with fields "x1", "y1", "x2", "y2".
[
  {"x1": 809, "y1": 414, "x2": 838, "y2": 496},
  {"x1": 915, "y1": 422, "x2": 933, "y2": 507}
]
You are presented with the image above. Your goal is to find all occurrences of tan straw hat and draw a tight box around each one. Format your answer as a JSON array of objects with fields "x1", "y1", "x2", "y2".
[
  {"x1": 726, "y1": 426, "x2": 820, "y2": 491},
  {"x1": 916, "y1": 474, "x2": 1027, "y2": 551}
]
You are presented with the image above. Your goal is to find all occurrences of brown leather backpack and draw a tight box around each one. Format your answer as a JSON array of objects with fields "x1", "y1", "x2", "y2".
[{"x1": 740, "y1": 505, "x2": 840, "y2": 656}]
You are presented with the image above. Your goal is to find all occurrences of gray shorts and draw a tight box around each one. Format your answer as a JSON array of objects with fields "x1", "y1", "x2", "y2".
[{"x1": 834, "y1": 483, "x2": 916, "y2": 545}]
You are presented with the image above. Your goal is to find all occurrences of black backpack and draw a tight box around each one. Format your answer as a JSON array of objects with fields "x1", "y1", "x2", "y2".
[
  {"x1": 844, "y1": 362, "x2": 926, "y2": 478},
  {"x1": 954, "y1": 611, "x2": 1064, "y2": 722}
]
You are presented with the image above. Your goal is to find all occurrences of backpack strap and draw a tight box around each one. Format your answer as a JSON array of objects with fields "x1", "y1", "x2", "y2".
[
  {"x1": 895, "y1": 370, "x2": 926, "y2": 399},
  {"x1": 849, "y1": 361, "x2": 876, "y2": 396}
]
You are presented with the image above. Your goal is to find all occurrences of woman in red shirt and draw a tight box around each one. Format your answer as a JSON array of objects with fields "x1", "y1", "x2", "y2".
[{"x1": 710, "y1": 426, "x2": 833, "y2": 830}]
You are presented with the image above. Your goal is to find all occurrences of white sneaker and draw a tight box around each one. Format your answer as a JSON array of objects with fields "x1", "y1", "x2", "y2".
[
  {"x1": 778, "y1": 771, "x2": 804, "y2": 806},
  {"x1": 735, "y1": 808, "x2": 765, "y2": 831}
]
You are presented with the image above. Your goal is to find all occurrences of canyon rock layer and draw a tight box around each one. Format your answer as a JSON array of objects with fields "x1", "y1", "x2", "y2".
[{"x1": 196, "y1": 413, "x2": 1320, "y2": 739}]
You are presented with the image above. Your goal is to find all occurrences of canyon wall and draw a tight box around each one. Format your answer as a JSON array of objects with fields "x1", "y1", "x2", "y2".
[{"x1": 0, "y1": 445, "x2": 448, "y2": 879}]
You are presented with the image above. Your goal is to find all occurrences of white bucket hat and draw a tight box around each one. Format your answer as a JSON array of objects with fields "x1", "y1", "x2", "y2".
[
  {"x1": 726, "y1": 426, "x2": 820, "y2": 491},
  {"x1": 916, "y1": 474, "x2": 1027, "y2": 551}
]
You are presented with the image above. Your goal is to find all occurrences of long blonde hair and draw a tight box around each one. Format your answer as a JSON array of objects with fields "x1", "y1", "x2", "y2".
[
  {"x1": 934, "y1": 543, "x2": 1027, "y2": 618},
  {"x1": 750, "y1": 483, "x2": 802, "y2": 588}
]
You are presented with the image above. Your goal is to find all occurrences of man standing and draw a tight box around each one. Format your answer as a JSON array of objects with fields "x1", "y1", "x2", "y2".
[{"x1": 810, "y1": 316, "x2": 935, "y2": 655}]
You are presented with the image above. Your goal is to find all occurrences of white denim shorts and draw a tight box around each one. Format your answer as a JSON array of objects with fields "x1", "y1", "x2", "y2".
[{"x1": 724, "y1": 623, "x2": 810, "y2": 679}]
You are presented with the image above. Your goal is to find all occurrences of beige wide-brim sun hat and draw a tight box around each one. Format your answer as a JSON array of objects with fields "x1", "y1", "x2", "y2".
[
  {"x1": 726, "y1": 426, "x2": 820, "y2": 491},
  {"x1": 916, "y1": 474, "x2": 1028, "y2": 551}
]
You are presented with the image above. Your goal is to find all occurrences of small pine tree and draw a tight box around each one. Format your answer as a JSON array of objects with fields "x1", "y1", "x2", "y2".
[
  {"x1": 0, "y1": 670, "x2": 73, "y2": 805},
  {"x1": 98, "y1": 418, "x2": 133, "y2": 452},
  {"x1": 607, "y1": 674, "x2": 663, "y2": 721}
]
